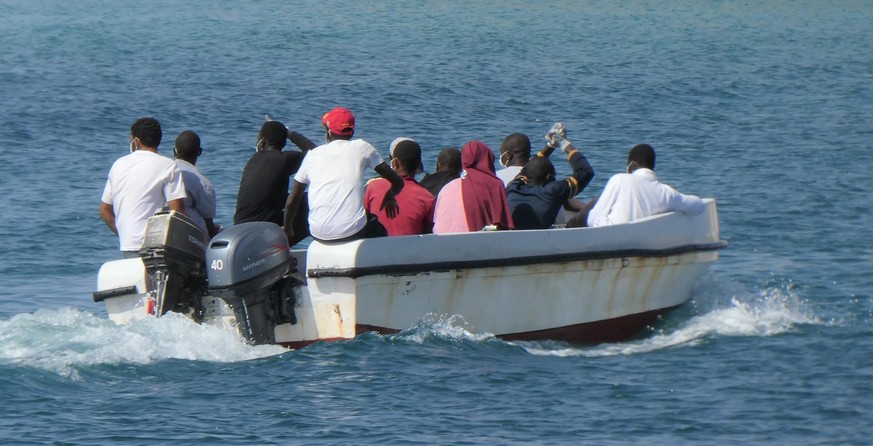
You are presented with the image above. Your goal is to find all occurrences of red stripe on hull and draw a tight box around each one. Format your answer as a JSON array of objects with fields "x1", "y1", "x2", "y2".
[{"x1": 357, "y1": 305, "x2": 680, "y2": 345}]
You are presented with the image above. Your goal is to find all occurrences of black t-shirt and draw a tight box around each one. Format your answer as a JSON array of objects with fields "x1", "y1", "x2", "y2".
[
  {"x1": 419, "y1": 170, "x2": 460, "y2": 197},
  {"x1": 234, "y1": 132, "x2": 316, "y2": 245},
  {"x1": 234, "y1": 150, "x2": 302, "y2": 225}
]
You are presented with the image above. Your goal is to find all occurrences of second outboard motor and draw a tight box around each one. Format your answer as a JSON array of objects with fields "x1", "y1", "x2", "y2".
[
  {"x1": 206, "y1": 222, "x2": 301, "y2": 345},
  {"x1": 140, "y1": 210, "x2": 208, "y2": 319}
]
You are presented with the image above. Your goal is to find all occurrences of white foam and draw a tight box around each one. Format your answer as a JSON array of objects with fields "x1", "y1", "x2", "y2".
[
  {"x1": 394, "y1": 313, "x2": 497, "y2": 344},
  {"x1": 521, "y1": 286, "x2": 821, "y2": 357},
  {"x1": 0, "y1": 307, "x2": 287, "y2": 377}
]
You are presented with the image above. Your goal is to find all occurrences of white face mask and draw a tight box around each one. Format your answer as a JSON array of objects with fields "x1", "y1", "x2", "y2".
[
  {"x1": 499, "y1": 151, "x2": 510, "y2": 168},
  {"x1": 130, "y1": 141, "x2": 137, "y2": 153},
  {"x1": 627, "y1": 161, "x2": 634, "y2": 173}
]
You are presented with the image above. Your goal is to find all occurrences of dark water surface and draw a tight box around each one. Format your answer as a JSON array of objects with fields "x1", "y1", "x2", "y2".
[{"x1": 1, "y1": 1, "x2": 871, "y2": 444}]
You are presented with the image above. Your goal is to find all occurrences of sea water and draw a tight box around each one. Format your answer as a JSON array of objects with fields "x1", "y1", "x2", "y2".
[{"x1": 1, "y1": 0, "x2": 871, "y2": 444}]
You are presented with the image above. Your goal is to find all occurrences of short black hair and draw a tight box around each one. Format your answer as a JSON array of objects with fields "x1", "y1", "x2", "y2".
[
  {"x1": 520, "y1": 156, "x2": 555, "y2": 184},
  {"x1": 174, "y1": 130, "x2": 201, "y2": 160},
  {"x1": 131, "y1": 117, "x2": 162, "y2": 148},
  {"x1": 259, "y1": 121, "x2": 287, "y2": 149},
  {"x1": 628, "y1": 143, "x2": 656, "y2": 169},
  {"x1": 436, "y1": 147, "x2": 462, "y2": 173},
  {"x1": 500, "y1": 133, "x2": 531, "y2": 158},
  {"x1": 392, "y1": 140, "x2": 422, "y2": 173}
]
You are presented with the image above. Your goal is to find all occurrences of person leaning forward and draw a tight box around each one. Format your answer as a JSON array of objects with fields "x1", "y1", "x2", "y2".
[
  {"x1": 100, "y1": 117, "x2": 186, "y2": 258},
  {"x1": 283, "y1": 107, "x2": 404, "y2": 243},
  {"x1": 365, "y1": 138, "x2": 436, "y2": 235}
]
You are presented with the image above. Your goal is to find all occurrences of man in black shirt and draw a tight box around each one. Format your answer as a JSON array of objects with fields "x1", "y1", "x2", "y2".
[
  {"x1": 419, "y1": 147, "x2": 462, "y2": 197},
  {"x1": 234, "y1": 120, "x2": 315, "y2": 246}
]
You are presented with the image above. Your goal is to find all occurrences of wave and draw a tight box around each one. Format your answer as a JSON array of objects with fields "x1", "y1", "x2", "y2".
[
  {"x1": 0, "y1": 307, "x2": 286, "y2": 377},
  {"x1": 521, "y1": 283, "x2": 822, "y2": 358}
]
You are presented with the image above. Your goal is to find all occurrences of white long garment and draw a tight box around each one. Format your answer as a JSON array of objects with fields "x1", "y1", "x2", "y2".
[
  {"x1": 175, "y1": 159, "x2": 216, "y2": 234},
  {"x1": 496, "y1": 166, "x2": 522, "y2": 186},
  {"x1": 586, "y1": 168, "x2": 704, "y2": 227},
  {"x1": 101, "y1": 150, "x2": 187, "y2": 250},
  {"x1": 294, "y1": 139, "x2": 383, "y2": 240}
]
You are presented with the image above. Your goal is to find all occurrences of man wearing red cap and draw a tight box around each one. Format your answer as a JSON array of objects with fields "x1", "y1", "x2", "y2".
[{"x1": 283, "y1": 107, "x2": 404, "y2": 243}]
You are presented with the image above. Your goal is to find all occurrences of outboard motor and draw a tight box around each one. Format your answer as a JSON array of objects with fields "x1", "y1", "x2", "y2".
[
  {"x1": 140, "y1": 210, "x2": 208, "y2": 319},
  {"x1": 205, "y1": 222, "x2": 301, "y2": 345}
]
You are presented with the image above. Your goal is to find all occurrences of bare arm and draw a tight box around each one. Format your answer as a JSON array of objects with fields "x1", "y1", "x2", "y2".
[
  {"x1": 373, "y1": 162, "x2": 404, "y2": 219},
  {"x1": 167, "y1": 199, "x2": 186, "y2": 216},
  {"x1": 100, "y1": 202, "x2": 117, "y2": 235},
  {"x1": 283, "y1": 180, "x2": 307, "y2": 242}
]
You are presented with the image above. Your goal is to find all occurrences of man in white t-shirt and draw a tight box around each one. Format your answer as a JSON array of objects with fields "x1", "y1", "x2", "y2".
[
  {"x1": 283, "y1": 107, "x2": 404, "y2": 243},
  {"x1": 568, "y1": 143, "x2": 704, "y2": 228},
  {"x1": 100, "y1": 117, "x2": 187, "y2": 257},
  {"x1": 173, "y1": 130, "x2": 219, "y2": 237}
]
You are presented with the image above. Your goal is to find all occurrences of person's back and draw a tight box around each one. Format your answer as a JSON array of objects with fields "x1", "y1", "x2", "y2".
[
  {"x1": 100, "y1": 117, "x2": 187, "y2": 256},
  {"x1": 507, "y1": 136, "x2": 594, "y2": 230},
  {"x1": 433, "y1": 140, "x2": 514, "y2": 234},
  {"x1": 586, "y1": 144, "x2": 704, "y2": 227},
  {"x1": 365, "y1": 139, "x2": 435, "y2": 235},
  {"x1": 285, "y1": 107, "x2": 405, "y2": 243},
  {"x1": 174, "y1": 130, "x2": 218, "y2": 237},
  {"x1": 420, "y1": 147, "x2": 462, "y2": 197},
  {"x1": 234, "y1": 120, "x2": 315, "y2": 245}
]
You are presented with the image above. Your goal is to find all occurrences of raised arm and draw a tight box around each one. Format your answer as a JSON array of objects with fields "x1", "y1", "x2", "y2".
[
  {"x1": 287, "y1": 130, "x2": 317, "y2": 152},
  {"x1": 373, "y1": 162, "x2": 404, "y2": 219}
]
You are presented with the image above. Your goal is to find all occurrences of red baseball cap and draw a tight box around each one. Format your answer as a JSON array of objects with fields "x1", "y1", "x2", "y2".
[{"x1": 321, "y1": 107, "x2": 355, "y2": 136}]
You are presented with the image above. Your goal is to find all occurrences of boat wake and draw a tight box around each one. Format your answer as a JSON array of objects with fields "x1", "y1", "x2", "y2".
[
  {"x1": 392, "y1": 314, "x2": 498, "y2": 345},
  {"x1": 0, "y1": 307, "x2": 286, "y2": 378},
  {"x1": 520, "y1": 282, "x2": 823, "y2": 358}
]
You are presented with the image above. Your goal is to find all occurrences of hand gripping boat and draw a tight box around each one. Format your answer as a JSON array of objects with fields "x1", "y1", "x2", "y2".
[{"x1": 94, "y1": 200, "x2": 726, "y2": 348}]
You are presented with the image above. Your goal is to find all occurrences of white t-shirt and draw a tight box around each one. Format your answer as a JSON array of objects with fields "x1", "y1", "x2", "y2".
[
  {"x1": 496, "y1": 166, "x2": 523, "y2": 186},
  {"x1": 294, "y1": 139, "x2": 383, "y2": 240},
  {"x1": 587, "y1": 168, "x2": 704, "y2": 227},
  {"x1": 175, "y1": 159, "x2": 216, "y2": 234},
  {"x1": 101, "y1": 151, "x2": 187, "y2": 250}
]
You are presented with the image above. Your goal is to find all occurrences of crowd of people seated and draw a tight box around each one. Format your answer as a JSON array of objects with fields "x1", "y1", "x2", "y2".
[{"x1": 99, "y1": 110, "x2": 705, "y2": 254}]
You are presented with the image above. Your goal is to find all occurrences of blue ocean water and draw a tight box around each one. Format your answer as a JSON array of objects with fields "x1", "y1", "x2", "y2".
[{"x1": 1, "y1": 0, "x2": 871, "y2": 444}]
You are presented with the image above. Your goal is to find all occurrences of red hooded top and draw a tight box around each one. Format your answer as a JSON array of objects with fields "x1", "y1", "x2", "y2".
[{"x1": 460, "y1": 141, "x2": 515, "y2": 231}]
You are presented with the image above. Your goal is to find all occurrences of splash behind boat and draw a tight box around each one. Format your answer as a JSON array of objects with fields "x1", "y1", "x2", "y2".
[{"x1": 94, "y1": 199, "x2": 726, "y2": 348}]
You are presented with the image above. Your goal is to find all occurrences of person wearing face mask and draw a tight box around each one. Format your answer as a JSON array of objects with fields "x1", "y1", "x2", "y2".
[
  {"x1": 233, "y1": 119, "x2": 316, "y2": 246},
  {"x1": 99, "y1": 117, "x2": 187, "y2": 258},
  {"x1": 173, "y1": 130, "x2": 219, "y2": 238},
  {"x1": 283, "y1": 107, "x2": 404, "y2": 243},
  {"x1": 495, "y1": 133, "x2": 533, "y2": 186},
  {"x1": 506, "y1": 132, "x2": 594, "y2": 230},
  {"x1": 364, "y1": 138, "x2": 436, "y2": 235},
  {"x1": 567, "y1": 143, "x2": 704, "y2": 228}
]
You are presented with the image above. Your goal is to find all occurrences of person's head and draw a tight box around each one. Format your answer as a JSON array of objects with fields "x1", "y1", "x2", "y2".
[
  {"x1": 461, "y1": 140, "x2": 496, "y2": 174},
  {"x1": 520, "y1": 156, "x2": 556, "y2": 185},
  {"x1": 174, "y1": 130, "x2": 202, "y2": 163},
  {"x1": 626, "y1": 143, "x2": 656, "y2": 173},
  {"x1": 498, "y1": 133, "x2": 531, "y2": 167},
  {"x1": 130, "y1": 117, "x2": 162, "y2": 151},
  {"x1": 257, "y1": 121, "x2": 288, "y2": 151},
  {"x1": 435, "y1": 147, "x2": 462, "y2": 174},
  {"x1": 322, "y1": 107, "x2": 355, "y2": 141},
  {"x1": 389, "y1": 138, "x2": 423, "y2": 177}
]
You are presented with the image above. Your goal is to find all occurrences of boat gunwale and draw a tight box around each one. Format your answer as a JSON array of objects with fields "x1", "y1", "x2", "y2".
[{"x1": 307, "y1": 241, "x2": 727, "y2": 279}]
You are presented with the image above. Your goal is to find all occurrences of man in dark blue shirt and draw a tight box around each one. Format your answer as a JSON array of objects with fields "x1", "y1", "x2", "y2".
[{"x1": 506, "y1": 128, "x2": 594, "y2": 230}]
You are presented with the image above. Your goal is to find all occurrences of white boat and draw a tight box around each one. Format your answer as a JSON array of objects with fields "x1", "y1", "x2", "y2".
[{"x1": 94, "y1": 199, "x2": 725, "y2": 348}]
